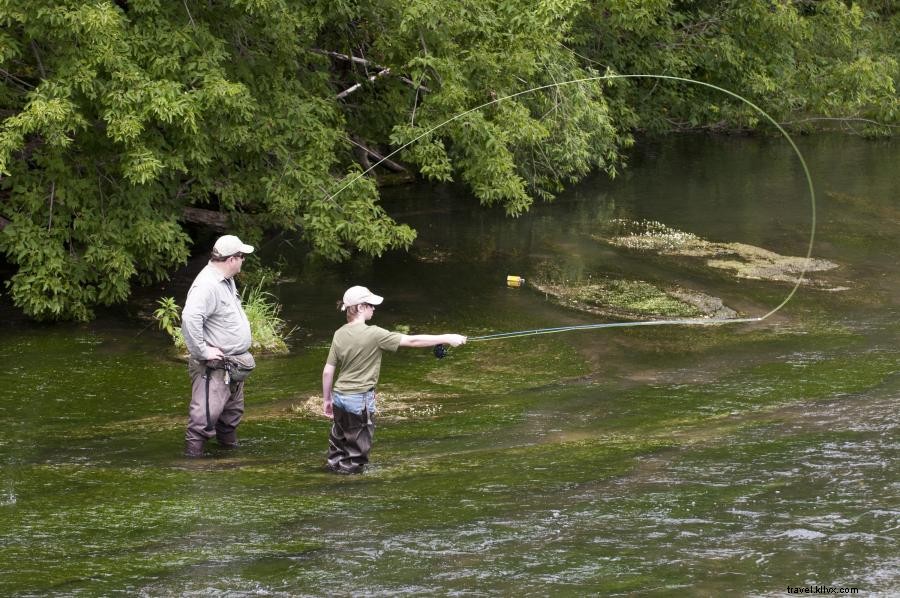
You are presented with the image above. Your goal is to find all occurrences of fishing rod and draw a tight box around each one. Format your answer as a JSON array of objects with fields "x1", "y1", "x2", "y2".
[{"x1": 432, "y1": 317, "x2": 765, "y2": 358}]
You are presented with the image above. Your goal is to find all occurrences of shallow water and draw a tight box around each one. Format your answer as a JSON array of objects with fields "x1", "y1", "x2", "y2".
[{"x1": 1, "y1": 134, "x2": 898, "y2": 596}]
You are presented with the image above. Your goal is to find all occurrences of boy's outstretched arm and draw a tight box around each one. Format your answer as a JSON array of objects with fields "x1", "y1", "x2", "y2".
[{"x1": 398, "y1": 334, "x2": 467, "y2": 348}]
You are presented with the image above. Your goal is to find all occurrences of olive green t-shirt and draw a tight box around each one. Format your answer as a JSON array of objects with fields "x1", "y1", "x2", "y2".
[{"x1": 327, "y1": 322, "x2": 403, "y2": 393}]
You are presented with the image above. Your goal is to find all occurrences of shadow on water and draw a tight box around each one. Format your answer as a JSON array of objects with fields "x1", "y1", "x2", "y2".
[{"x1": 1, "y1": 135, "x2": 898, "y2": 595}]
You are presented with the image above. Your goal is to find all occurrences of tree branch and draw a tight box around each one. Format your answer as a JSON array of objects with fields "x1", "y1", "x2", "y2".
[
  {"x1": 175, "y1": 177, "x2": 197, "y2": 199},
  {"x1": 182, "y1": 0, "x2": 196, "y2": 27},
  {"x1": 310, "y1": 48, "x2": 431, "y2": 94},
  {"x1": 181, "y1": 207, "x2": 228, "y2": 231},
  {"x1": 348, "y1": 137, "x2": 407, "y2": 173},
  {"x1": 47, "y1": 181, "x2": 55, "y2": 231},
  {"x1": 0, "y1": 68, "x2": 36, "y2": 91},
  {"x1": 335, "y1": 68, "x2": 391, "y2": 100},
  {"x1": 30, "y1": 41, "x2": 46, "y2": 79}
]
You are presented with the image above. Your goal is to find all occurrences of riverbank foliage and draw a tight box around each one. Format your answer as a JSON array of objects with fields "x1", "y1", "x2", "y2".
[
  {"x1": 1, "y1": 1, "x2": 897, "y2": 320},
  {"x1": 153, "y1": 285, "x2": 291, "y2": 355}
]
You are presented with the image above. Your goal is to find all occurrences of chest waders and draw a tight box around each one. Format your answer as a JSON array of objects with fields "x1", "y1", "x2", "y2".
[{"x1": 325, "y1": 389, "x2": 376, "y2": 474}]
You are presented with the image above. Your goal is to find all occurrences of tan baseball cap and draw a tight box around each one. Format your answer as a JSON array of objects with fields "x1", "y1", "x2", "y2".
[
  {"x1": 341, "y1": 285, "x2": 384, "y2": 310},
  {"x1": 213, "y1": 234, "x2": 254, "y2": 257}
]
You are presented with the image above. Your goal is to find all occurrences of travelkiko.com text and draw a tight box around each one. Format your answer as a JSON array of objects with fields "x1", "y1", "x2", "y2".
[{"x1": 787, "y1": 586, "x2": 859, "y2": 594}]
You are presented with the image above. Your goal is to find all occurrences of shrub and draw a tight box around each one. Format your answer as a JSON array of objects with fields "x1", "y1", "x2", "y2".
[
  {"x1": 240, "y1": 282, "x2": 292, "y2": 354},
  {"x1": 153, "y1": 283, "x2": 291, "y2": 355},
  {"x1": 153, "y1": 297, "x2": 187, "y2": 353}
]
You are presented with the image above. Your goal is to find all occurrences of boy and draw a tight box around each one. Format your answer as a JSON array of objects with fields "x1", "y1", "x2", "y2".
[{"x1": 322, "y1": 285, "x2": 466, "y2": 473}]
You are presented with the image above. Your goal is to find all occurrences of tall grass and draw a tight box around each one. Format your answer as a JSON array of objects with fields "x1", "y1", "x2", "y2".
[{"x1": 240, "y1": 281, "x2": 292, "y2": 354}]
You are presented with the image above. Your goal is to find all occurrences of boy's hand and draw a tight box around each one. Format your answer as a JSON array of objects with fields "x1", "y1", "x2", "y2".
[{"x1": 446, "y1": 334, "x2": 467, "y2": 347}]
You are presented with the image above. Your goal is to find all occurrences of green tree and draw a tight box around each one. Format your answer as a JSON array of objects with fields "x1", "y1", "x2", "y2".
[{"x1": 570, "y1": 0, "x2": 899, "y2": 132}]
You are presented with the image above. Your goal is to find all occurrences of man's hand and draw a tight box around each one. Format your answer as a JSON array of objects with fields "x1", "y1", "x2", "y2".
[
  {"x1": 323, "y1": 398, "x2": 333, "y2": 419},
  {"x1": 204, "y1": 346, "x2": 224, "y2": 361}
]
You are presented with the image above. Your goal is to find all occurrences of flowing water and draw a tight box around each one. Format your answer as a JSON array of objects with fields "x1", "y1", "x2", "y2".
[{"x1": 1, "y1": 134, "x2": 897, "y2": 596}]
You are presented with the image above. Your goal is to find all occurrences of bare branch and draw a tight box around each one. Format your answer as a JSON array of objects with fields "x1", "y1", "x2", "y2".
[
  {"x1": 175, "y1": 177, "x2": 197, "y2": 199},
  {"x1": 30, "y1": 41, "x2": 46, "y2": 79},
  {"x1": 348, "y1": 137, "x2": 407, "y2": 173},
  {"x1": 310, "y1": 48, "x2": 370, "y2": 67},
  {"x1": 411, "y1": 86, "x2": 420, "y2": 126},
  {"x1": 183, "y1": 0, "x2": 196, "y2": 27},
  {"x1": 47, "y1": 181, "x2": 55, "y2": 231},
  {"x1": 0, "y1": 68, "x2": 36, "y2": 91},
  {"x1": 310, "y1": 48, "x2": 431, "y2": 94},
  {"x1": 399, "y1": 75, "x2": 427, "y2": 91},
  {"x1": 336, "y1": 68, "x2": 391, "y2": 100},
  {"x1": 181, "y1": 207, "x2": 228, "y2": 231}
]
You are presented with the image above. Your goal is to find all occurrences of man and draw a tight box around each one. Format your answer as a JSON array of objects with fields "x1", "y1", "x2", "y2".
[
  {"x1": 322, "y1": 285, "x2": 466, "y2": 473},
  {"x1": 181, "y1": 234, "x2": 254, "y2": 457}
]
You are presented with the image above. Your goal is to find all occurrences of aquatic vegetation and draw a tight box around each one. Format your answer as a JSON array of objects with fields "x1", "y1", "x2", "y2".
[
  {"x1": 605, "y1": 219, "x2": 702, "y2": 251},
  {"x1": 528, "y1": 255, "x2": 737, "y2": 319},
  {"x1": 705, "y1": 243, "x2": 837, "y2": 285},
  {"x1": 595, "y1": 219, "x2": 841, "y2": 288},
  {"x1": 532, "y1": 277, "x2": 707, "y2": 319},
  {"x1": 291, "y1": 392, "x2": 446, "y2": 421}
]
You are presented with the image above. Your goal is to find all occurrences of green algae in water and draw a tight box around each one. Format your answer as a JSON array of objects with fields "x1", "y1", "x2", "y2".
[
  {"x1": 587, "y1": 351, "x2": 899, "y2": 437},
  {"x1": 526, "y1": 259, "x2": 744, "y2": 319},
  {"x1": 594, "y1": 218, "x2": 839, "y2": 287},
  {"x1": 0, "y1": 464, "x2": 329, "y2": 593},
  {"x1": 535, "y1": 278, "x2": 706, "y2": 318}
]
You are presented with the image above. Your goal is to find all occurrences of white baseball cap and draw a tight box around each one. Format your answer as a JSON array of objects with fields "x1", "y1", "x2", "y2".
[
  {"x1": 341, "y1": 285, "x2": 384, "y2": 310},
  {"x1": 213, "y1": 234, "x2": 254, "y2": 257}
]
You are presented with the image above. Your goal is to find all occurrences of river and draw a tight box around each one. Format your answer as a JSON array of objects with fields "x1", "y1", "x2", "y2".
[{"x1": 1, "y1": 134, "x2": 897, "y2": 596}]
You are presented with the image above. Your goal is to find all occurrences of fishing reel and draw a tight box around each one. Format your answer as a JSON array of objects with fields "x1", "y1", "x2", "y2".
[{"x1": 433, "y1": 344, "x2": 448, "y2": 359}]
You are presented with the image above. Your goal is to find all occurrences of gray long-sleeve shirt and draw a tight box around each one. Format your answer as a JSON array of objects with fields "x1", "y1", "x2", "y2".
[{"x1": 181, "y1": 263, "x2": 252, "y2": 360}]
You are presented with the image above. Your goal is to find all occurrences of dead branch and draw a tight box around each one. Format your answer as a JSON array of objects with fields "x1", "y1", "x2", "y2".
[
  {"x1": 0, "y1": 68, "x2": 36, "y2": 91},
  {"x1": 310, "y1": 48, "x2": 430, "y2": 94},
  {"x1": 46, "y1": 181, "x2": 56, "y2": 231},
  {"x1": 351, "y1": 141, "x2": 371, "y2": 172},
  {"x1": 30, "y1": 41, "x2": 46, "y2": 79},
  {"x1": 181, "y1": 207, "x2": 229, "y2": 231},
  {"x1": 336, "y1": 68, "x2": 391, "y2": 100},
  {"x1": 348, "y1": 137, "x2": 407, "y2": 173}
]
